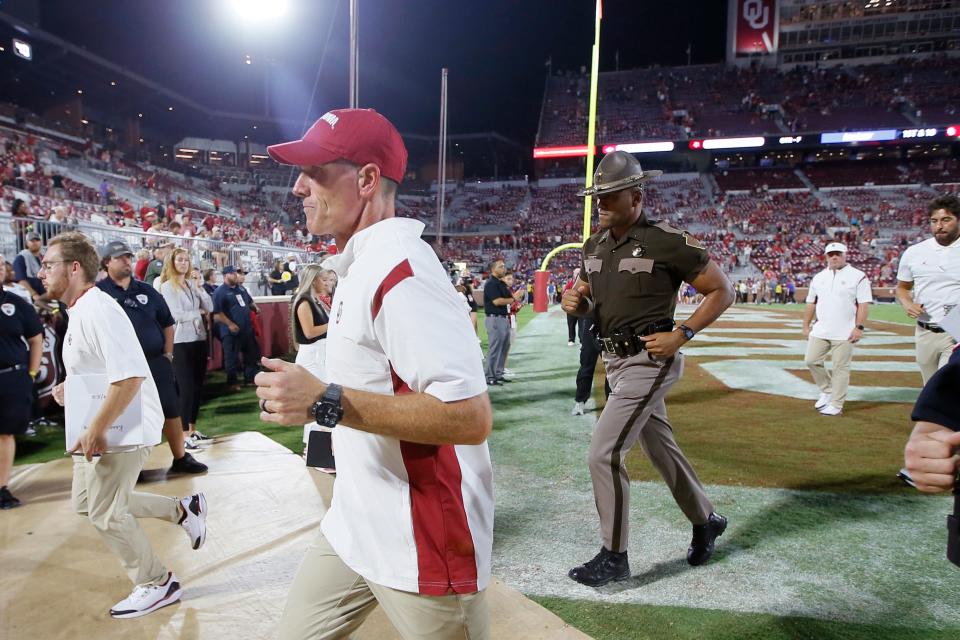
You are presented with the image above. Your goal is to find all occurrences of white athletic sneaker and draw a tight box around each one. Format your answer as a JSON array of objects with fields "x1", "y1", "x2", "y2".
[
  {"x1": 178, "y1": 493, "x2": 207, "y2": 550},
  {"x1": 897, "y1": 468, "x2": 916, "y2": 488},
  {"x1": 109, "y1": 572, "x2": 181, "y2": 619},
  {"x1": 567, "y1": 341, "x2": 575, "y2": 346},
  {"x1": 183, "y1": 438, "x2": 200, "y2": 451},
  {"x1": 572, "y1": 401, "x2": 585, "y2": 416},
  {"x1": 502, "y1": 368, "x2": 516, "y2": 379},
  {"x1": 814, "y1": 392, "x2": 832, "y2": 410},
  {"x1": 819, "y1": 404, "x2": 842, "y2": 416}
]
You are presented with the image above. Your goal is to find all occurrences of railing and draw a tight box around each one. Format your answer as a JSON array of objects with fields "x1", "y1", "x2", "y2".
[{"x1": 1, "y1": 214, "x2": 319, "y2": 276}]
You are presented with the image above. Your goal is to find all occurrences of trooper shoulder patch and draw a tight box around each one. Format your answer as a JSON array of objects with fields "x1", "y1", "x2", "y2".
[
  {"x1": 652, "y1": 220, "x2": 684, "y2": 235},
  {"x1": 683, "y1": 232, "x2": 705, "y2": 250}
]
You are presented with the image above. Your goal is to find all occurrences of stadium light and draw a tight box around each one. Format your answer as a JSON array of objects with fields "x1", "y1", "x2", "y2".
[
  {"x1": 226, "y1": 0, "x2": 290, "y2": 23},
  {"x1": 603, "y1": 142, "x2": 675, "y2": 154},
  {"x1": 701, "y1": 136, "x2": 765, "y2": 150},
  {"x1": 533, "y1": 145, "x2": 594, "y2": 159},
  {"x1": 12, "y1": 39, "x2": 31, "y2": 60}
]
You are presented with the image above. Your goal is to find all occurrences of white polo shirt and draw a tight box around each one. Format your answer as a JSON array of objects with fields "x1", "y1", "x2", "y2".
[
  {"x1": 807, "y1": 264, "x2": 873, "y2": 341},
  {"x1": 896, "y1": 236, "x2": 960, "y2": 324},
  {"x1": 62, "y1": 286, "x2": 163, "y2": 448},
  {"x1": 320, "y1": 217, "x2": 491, "y2": 596}
]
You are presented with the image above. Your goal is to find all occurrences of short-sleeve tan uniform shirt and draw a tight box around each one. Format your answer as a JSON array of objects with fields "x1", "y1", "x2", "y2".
[{"x1": 579, "y1": 216, "x2": 709, "y2": 337}]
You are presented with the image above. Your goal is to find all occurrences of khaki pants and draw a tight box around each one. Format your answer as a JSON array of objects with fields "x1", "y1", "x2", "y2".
[
  {"x1": 804, "y1": 336, "x2": 854, "y2": 410},
  {"x1": 71, "y1": 447, "x2": 180, "y2": 587},
  {"x1": 590, "y1": 351, "x2": 714, "y2": 554},
  {"x1": 277, "y1": 534, "x2": 489, "y2": 640},
  {"x1": 916, "y1": 327, "x2": 957, "y2": 385}
]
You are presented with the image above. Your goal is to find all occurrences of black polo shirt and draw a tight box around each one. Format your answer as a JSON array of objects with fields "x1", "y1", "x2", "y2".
[
  {"x1": 96, "y1": 277, "x2": 174, "y2": 358},
  {"x1": 212, "y1": 283, "x2": 254, "y2": 337},
  {"x1": 483, "y1": 277, "x2": 511, "y2": 316},
  {"x1": 0, "y1": 290, "x2": 42, "y2": 368},
  {"x1": 912, "y1": 347, "x2": 960, "y2": 431},
  {"x1": 580, "y1": 216, "x2": 709, "y2": 336}
]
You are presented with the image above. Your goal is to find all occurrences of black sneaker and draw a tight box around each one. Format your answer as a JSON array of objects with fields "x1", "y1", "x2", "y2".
[
  {"x1": 486, "y1": 378, "x2": 502, "y2": 386},
  {"x1": 687, "y1": 512, "x2": 727, "y2": 566},
  {"x1": 568, "y1": 547, "x2": 630, "y2": 587},
  {"x1": 0, "y1": 486, "x2": 21, "y2": 510},
  {"x1": 169, "y1": 452, "x2": 208, "y2": 475},
  {"x1": 495, "y1": 377, "x2": 513, "y2": 383}
]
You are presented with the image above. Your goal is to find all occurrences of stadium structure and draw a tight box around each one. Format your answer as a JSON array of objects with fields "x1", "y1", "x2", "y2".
[{"x1": 1, "y1": 2, "x2": 959, "y2": 639}]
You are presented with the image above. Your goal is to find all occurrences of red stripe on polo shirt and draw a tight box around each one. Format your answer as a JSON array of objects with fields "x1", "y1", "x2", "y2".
[
  {"x1": 391, "y1": 364, "x2": 479, "y2": 596},
  {"x1": 371, "y1": 259, "x2": 414, "y2": 320}
]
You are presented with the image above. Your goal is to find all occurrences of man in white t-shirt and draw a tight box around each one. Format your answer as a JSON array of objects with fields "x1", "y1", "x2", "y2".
[
  {"x1": 895, "y1": 194, "x2": 960, "y2": 385},
  {"x1": 39, "y1": 232, "x2": 208, "y2": 619},
  {"x1": 802, "y1": 242, "x2": 873, "y2": 416},
  {"x1": 257, "y1": 110, "x2": 493, "y2": 640}
]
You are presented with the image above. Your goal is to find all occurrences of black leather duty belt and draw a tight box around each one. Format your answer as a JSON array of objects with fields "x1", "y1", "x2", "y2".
[
  {"x1": 917, "y1": 321, "x2": 945, "y2": 334},
  {"x1": 599, "y1": 319, "x2": 675, "y2": 357}
]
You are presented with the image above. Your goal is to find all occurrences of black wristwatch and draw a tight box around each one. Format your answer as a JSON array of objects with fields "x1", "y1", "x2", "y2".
[
  {"x1": 311, "y1": 383, "x2": 344, "y2": 428},
  {"x1": 856, "y1": 324, "x2": 865, "y2": 331},
  {"x1": 678, "y1": 324, "x2": 696, "y2": 341}
]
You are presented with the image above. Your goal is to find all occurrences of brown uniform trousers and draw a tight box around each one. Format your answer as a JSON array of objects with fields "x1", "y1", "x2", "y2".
[{"x1": 590, "y1": 350, "x2": 713, "y2": 553}]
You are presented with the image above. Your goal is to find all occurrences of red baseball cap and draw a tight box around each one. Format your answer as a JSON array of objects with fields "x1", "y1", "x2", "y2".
[{"x1": 267, "y1": 108, "x2": 407, "y2": 184}]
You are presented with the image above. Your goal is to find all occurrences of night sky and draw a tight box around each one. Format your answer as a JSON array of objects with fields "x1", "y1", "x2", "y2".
[{"x1": 34, "y1": 0, "x2": 726, "y2": 145}]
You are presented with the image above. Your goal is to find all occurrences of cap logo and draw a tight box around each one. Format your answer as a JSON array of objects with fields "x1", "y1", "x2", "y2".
[{"x1": 320, "y1": 112, "x2": 340, "y2": 129}]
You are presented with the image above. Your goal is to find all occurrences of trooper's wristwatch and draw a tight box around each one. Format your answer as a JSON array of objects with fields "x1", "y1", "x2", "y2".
[
  {"x1": 311, "y1": 383, "x2": 344, "y2": 428},
  {"x1": 678, "y1": 324, "x2": 696, "y2": 341}
]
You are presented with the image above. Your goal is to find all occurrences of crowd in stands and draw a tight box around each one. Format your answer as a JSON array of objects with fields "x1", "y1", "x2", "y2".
[
  {"x1": 538, "y1": 55, "x2": 960, "y2": 146},
  {"x1": 1, "y1": 126, "x2": 325, "y2": 281}
]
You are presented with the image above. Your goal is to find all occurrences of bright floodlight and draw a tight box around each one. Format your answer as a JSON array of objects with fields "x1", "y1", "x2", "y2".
[
  {"x1": 227, "y1": 0, "x2": 289, "y2": 22},
  {"x1": 13, "y1": 39, "x2": 32, "y2": 61}
]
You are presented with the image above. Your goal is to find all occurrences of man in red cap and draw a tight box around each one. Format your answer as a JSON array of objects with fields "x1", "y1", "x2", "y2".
[{"x1": 256, "y1": 109, "x2": 493, "y2": 640}]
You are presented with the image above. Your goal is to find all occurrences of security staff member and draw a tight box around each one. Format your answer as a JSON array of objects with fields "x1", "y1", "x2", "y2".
[
  {"x1": 483, "y1": 259, "x2": 523, "y2": 386},
  {"x1": 212, "y1": 265, "x2": 260, "y2": 390},
  {"x1": 562, "y1": 150, "x2": 735, "y2": 587},
  {"x1": 0, "y1": 265, "x2": 43, "y2": 510},
  {"x1": 97, "y1": 241, "x2": 207, "y2": 475}
]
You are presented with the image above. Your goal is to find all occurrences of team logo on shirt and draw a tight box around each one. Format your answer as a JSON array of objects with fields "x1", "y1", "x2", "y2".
[
  {"x1": 136, "y1": 294, "x2": 149, "y2": 305},
  {"x1": 336, "y1": 301, "x2": 343, "y2": 324},
  {"x1": 1, "y1": 303, "x2": 14, "y2": 317}
]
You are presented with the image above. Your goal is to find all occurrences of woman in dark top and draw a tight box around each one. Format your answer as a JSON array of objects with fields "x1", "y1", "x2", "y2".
[
  {"x1": 291, "y1": 265, "x2": 333, "y2": 380},
  {"x1": 290, "y1": 265, "x2": 334, "y2": 446},
  {"x1": 268, "y1": 259, "x2": 287, "y2": 296},
  {"x1": 0, "y1": 254, "x2": 44, "y2": 509},
  {"x1": 457, "y1": 276, "x2": 479, "y2": 335}
]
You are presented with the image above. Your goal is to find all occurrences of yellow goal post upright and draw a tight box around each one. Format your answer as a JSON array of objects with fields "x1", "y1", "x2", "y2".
[{"x1": 533, "y1": 0, "x2": 602, "y2": 312}]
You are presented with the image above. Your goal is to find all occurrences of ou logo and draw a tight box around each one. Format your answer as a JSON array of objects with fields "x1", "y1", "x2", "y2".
[{"x1": 743, "y1": 0, "x2": 769, "y2": 30}]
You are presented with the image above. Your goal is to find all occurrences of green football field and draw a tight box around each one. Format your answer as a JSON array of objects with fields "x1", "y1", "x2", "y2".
[{"x1": 12, "y1": 302, "x2": 958, "y2": 638}]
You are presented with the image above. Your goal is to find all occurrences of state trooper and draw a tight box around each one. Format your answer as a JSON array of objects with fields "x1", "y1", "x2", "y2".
[{"x1": 561, "y1": 150, "x2": 735, "y2": 587}]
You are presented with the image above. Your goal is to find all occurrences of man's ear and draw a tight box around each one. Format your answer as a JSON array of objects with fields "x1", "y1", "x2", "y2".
[{"x1": 357, "y1": 164, "x2": 381, "y2": 199}]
